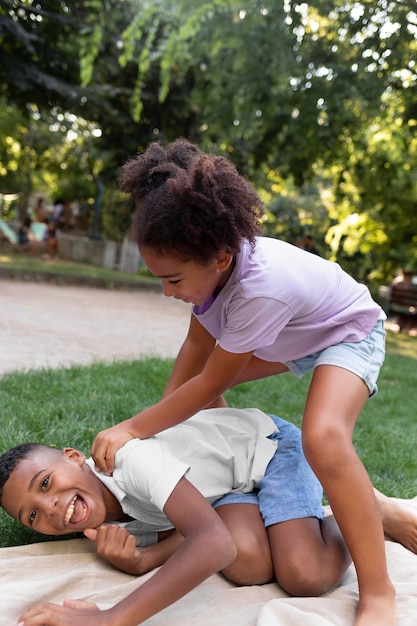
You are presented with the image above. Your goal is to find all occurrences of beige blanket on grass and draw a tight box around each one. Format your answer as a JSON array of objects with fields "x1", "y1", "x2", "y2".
[{"x1": 2, "y1": 520, "x2": 417, "y2": 626}]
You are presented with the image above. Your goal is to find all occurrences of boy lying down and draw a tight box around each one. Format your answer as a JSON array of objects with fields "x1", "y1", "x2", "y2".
[{"x1": 1, "y1": 408, "x2": 416, "y2": 626}]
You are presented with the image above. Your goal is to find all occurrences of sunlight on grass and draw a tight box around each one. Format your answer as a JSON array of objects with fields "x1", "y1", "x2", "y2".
[
  {"x1": 0, "y1": 250, "x2": 154, "y2": 283},
  {"x1": 386, "y1": 331, "x2": 417, "y2": 359}
]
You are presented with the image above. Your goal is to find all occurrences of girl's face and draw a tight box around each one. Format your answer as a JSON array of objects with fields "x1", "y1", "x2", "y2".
[{"x1": 140, "y1": 246, "x2": 234, "y2": 306}]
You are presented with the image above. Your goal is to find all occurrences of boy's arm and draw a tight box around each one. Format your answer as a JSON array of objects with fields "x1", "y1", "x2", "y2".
[
  {"x1": 106, "y1": 478, "x2": 237, "y2": 625},
  {"x1": 136, "y1": 530, "x2": 185, "y2": 572},
  {"x1": 17, "y1": 478, "x2": 237, "y2": 626},
  {"x1": 84, "y1": 525, "x2": 185, "y2": 575}
]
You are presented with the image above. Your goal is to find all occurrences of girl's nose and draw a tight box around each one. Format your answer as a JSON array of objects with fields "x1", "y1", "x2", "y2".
[{"x1": 162, "y1": 283, "x2": 175, "y2": 298}]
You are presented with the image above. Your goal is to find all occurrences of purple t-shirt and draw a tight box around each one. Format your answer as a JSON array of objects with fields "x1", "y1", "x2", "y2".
[{"x1": 193, "y1": 237, "x2": 382, "y2": 363}]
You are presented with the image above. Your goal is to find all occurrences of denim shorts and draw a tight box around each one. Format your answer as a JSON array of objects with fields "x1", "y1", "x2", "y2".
[
  {"x1": 213, "y1": 415, "x2": 324, "y2": 527},
  {"x1": 284, "y1": 315, "x2": 386, "y2": 397}
]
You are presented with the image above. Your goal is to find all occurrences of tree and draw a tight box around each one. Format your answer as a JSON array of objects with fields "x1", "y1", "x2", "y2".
[
  {"x1": 1, "y1": 0, "x2": 416, "y2": 272},
  {"x1": 0, "y1": 0, "x2": 89, "y2": 112},
  {"x1": 109, "y1": 1, "x2": 416, "y2": 180}
]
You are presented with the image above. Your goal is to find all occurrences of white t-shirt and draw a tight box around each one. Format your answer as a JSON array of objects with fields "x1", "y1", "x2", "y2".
[
  {"x1": 87, "y1": 408, "x2": 277, "y2": 535},
  {"x1": 193, "y1": 237, "x2": 382, "y2": 362}
]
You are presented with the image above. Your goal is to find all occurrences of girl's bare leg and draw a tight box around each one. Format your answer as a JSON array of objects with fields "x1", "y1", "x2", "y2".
[
  {"x1": 215, "y1": 356, "x2": 289, "y2": 410},
  {"x1": 215, "y1": 503, "x2": 273, "y2": 585},
  {"x1": 302, "y1": 365, "x2": 396, "y2": 626},
  {"x1": 235, "y1": 357, "x2": 289, "y2": 384},
  {"x1": 267, "y1": 515, "x2": 351, "y2": 596}
]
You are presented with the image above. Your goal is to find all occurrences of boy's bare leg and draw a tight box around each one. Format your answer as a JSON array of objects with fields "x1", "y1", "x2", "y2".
[
  {"x1": 303, "y1": 365, "x2": 396, "y2": 626},
  {"x1": 215, "y1": 503, "x2": 273, "y2": 585},
  {"x1": 267, "y1": 515, "x2": 351, "y2": 596},
  {"x1": 375, "y1": 489, "x2": 417, "y2": 553}
]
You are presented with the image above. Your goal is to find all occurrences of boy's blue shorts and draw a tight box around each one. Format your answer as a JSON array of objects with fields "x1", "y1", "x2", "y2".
[{"x1": 213, "y1": 415, "x2": 324, "y2": 527}]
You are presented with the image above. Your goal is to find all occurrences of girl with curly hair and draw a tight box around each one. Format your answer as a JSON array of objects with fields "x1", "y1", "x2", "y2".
[{"x1": 92, "y1": 138, "x2": 392, "y2": 626}]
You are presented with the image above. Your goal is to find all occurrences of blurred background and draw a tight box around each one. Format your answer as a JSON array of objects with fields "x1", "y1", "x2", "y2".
[{"x1": 0, "y1": 0, "x2": 416, "y2": 285}]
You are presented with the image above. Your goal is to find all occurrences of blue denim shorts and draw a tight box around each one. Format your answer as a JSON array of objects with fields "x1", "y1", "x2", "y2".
[
  {"x1": 213, "y1": 415, "x2": 324, "y2": 527},
  {"x1": 284, "y1": 316, "x2": 386, "y2": 397}
]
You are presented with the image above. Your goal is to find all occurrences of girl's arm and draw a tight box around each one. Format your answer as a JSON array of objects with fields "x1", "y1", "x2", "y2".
[
  {"x1": 162, "y1": 315, "x2": 216, "y2": 398},
  {"x1": 91, "y1": 344, "x2": 253, "y2": 474},
  {"x1": 17, "y1": 479, "x2": 237, "y2": 626},
  {"x1": 163, "y1": 316, "x2": 228, "y2": 408}
]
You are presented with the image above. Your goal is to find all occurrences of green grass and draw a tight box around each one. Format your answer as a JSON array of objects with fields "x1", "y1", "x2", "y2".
[
  {"x1": 0, "y1": 250, "x2": 155, "y2": 285},
  {"x1": 0, "y1": 332, "x2": 416, "y2": 548}
]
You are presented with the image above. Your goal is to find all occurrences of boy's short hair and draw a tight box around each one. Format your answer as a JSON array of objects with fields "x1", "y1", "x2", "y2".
[{"x1": 0, "y1": 443, "x2": 54, "y2": 505}]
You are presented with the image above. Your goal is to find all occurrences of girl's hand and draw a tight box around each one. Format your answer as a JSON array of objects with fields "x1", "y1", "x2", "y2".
[
  {"x1": 84, "y1": 526, "x2": 144, "y2": 575},
  {"x1": 17, "y1": 599, "x2": 102, "y2": 626},
  {"x1": 90, "y1": 418, "x2": 139, "y2": 475}
]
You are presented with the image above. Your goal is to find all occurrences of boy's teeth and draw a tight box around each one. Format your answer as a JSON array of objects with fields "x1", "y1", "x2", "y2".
[
  {"x1": 65, "y1": 496, "x2": 77, "y2": 525},
  {"x1": 64, "y1": 496, "x2": 87, "y2": 526}
]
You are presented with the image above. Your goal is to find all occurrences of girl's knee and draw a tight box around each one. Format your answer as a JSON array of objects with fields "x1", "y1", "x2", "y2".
[{"x1": 302, "y1": 422, "x2": 352, "y2": 471}]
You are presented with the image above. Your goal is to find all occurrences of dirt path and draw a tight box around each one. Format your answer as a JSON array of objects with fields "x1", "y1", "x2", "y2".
[{"x1": 1, "y1": 281, "x2": 191, "y2": 376}]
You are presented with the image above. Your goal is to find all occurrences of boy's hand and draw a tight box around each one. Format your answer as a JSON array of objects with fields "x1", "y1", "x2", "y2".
[
  {"x1": 17, "y1": 599, "x2": 101, "y2": 625},
  {"x1": 91, "y1": 418, "x2": 139, "y2": 475},
  {"x1": 84, "y1": 525, "x2": 144, "y2": 575}
]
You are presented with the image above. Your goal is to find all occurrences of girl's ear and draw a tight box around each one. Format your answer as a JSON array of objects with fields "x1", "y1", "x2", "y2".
[
  {"x1": 62, "y1": 448, "x2": 86, "y2": 466},
  {"x1": 216, "y1": 250, "x2": 234, "y2": 271}
]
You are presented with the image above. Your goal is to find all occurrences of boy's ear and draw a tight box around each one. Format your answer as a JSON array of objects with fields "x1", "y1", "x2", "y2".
[
  {"x1": 62, "y1": 448, "x2": 86, "y2": 466},
  {"x1": 216, "y1": 250, "x2": 234, "y2": 271}
]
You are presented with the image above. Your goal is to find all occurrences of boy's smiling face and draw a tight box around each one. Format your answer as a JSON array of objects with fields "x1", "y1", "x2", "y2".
[{"x1": 1, "y1": 447, "x2": 114, "y2": 535}]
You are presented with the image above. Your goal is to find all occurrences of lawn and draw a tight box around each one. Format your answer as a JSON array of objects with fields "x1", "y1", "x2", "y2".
[
  {"x1": 0, "y1": 250, "x2": 156, "y2": 288},
  {"x1": 0, "y1": 331, "x2": 416, "y2": 547}
]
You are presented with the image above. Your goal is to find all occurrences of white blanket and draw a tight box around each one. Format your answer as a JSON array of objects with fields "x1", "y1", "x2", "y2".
[{"x1": 1, "y1": 533, "x2": 417, "y2": 626}]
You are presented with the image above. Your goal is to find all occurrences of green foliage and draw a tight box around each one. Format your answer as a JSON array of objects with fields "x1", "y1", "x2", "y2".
[
  {"x1": 79, "y1": 0, "x2": 107, "y2": 86},
  {"x1": 0, "y1": 0, "x2": 87, "y2": 111},
  {"x1": 1, "y1": 0, "x2": 416, "y2": 268},
  {"x1": 262, "y1": 174, "x2": 330, "y2": 251},
  {"x1": 0, "y1": 98, "x2": 106, "y2": 225},
  {"x1": 102, "y1": 0, "x2": 417, "y2": 276}
]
